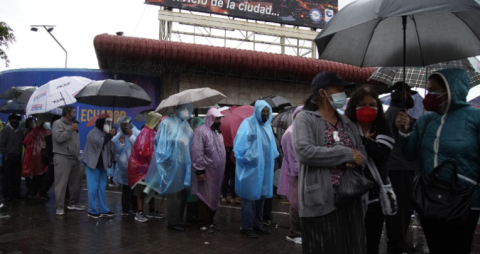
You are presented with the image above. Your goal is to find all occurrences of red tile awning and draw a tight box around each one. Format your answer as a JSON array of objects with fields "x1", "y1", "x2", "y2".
[{"x1": 94, "y1": 33, "x2": 376, "y2": 83}]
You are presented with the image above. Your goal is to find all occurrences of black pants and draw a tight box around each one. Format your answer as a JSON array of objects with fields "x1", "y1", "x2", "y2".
[
  {"x1": 121, "y1": 185, "x2": 136, "y2": 213},
  {"x1": 221, "y1": 152, "x2": 236, "y2": 199},
  {"x1": 263, "y1": 197, "x2": 273, "y2": 222},
  {"x1": 25, "y1": 175, "x2": 44, "y2": 195},
  {"x1": 386, "y1": 170, "x2": 414, "y2": 252},
  {"x1": 198, "y1": 200, "x2": 217, "y2": 227},
  {"x1": 38, "y1": 164, "x2": 55, "y2": 197},
  {"x1": 365, "y1": 202, "x2": 385, "y2": 254},
  {"x1": 2, "y1": 155, "x2": 22, "y2": 198},
  {"x1": 421, "y1": 211, "x2": 480, "y2": 254}
]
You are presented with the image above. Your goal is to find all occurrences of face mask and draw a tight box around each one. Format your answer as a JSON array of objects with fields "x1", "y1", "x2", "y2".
[
  {"x1": 261, "y1": 115, "x2": 269, "y2": 123},
  {"x1": 103, "y1": 124, "x2": 111, "y2": 133},
  {"x1": 10, "y1": 121, "x2": 19, "y2": 128},
  {"x1": 121, "y1": 127, "x2": 129, "y2": 134},
  {"x1": 325, "y1": 91, "x2": 347, "y2": 110},
  {"x1": 180, "y1": 109, "x2": 189, "y2": 120},
  {"x1": 356, "y1": 107, "x2": 378, "y2": 123},
  {"x1": 423, "y1": 92, "x2": 446, "y2": 112},
  {"x1": 70, "y1": 113, "x2": 77, "y2": 122},
  {"x1": 43, "y1": 122, "x2": 51, "y2": 130},
  {"x1": 30, "y1": 122, "x2": 37, "y2": 129},
  {"x1": 211, "y1": 122, "x2": 221, "y2": 130},
  {"x1": 406, "y1": 96, "x2": 415, "y2": 109}
]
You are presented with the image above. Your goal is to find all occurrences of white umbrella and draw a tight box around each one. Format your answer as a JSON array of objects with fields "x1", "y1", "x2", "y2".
[
  {"x1": 25, "y1": 76, "x2": 92, "y2": 116},
  {"x1": 155, "y1": 87, "x2": 226, "y2": 115}
]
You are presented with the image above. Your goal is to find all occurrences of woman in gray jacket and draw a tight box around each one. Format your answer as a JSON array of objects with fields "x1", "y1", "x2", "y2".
[{"x1": 293, "y1": 72, "x2": 367, "y2": 254}]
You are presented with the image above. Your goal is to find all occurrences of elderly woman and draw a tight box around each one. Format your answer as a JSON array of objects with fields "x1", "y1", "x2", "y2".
[
  {"x1": 395, "y1": 69, "x2": 480, "y2": 254},
  {"x1": 82, "y1": 118, "x2": 116, "y2": 218},
  {"x1": 293, "y1": 72, "x2": 367, "y2": 254}
]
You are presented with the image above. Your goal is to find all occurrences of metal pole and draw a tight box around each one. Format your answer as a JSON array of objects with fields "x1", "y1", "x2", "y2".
[
  {"x1": 44, "y1": 26, "x2": 68, "y2": 68},
  {"x1": 402, "y1": 16, "x2": 407, "y2": 109}
]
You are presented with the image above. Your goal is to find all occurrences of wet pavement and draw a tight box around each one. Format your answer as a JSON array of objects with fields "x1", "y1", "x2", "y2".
[{"x1": 0, "y1": 181, "x2": 479, "y2": 254}]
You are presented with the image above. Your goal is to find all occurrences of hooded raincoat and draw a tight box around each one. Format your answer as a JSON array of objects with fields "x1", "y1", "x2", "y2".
[
  {"x1": 127, "y1": 112, "x2": 162, "y2": 186},
  {"x1": 190, "y1": 108, "x2": 226, "y2": 210},
  {"x1": 399, "y1": 68, "x2": 480, "y2": 209},
  {"x1": 234, "y1": 100, "x2": 279, "y2": 200},
  {"x1": 113, "y1": 117, "x2": 140, "y2": 186},
  {"x1": 277, "y1": 106, "x2": 303, "y2": 211},
  {"x1": 22, "y1": 126, "x2": 49, "y2": 177},
  {"x1": 145, "y1": 103, "x2": 194, "y2": 195}
]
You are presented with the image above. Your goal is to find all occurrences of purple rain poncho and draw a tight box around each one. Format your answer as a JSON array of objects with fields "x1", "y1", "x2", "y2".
[
  {"x1": 190, "y1": 108, "x2": 226, "y2": 210},
  {"x1": 277, "y1": 106, "x2": 303, "y2": 211}
]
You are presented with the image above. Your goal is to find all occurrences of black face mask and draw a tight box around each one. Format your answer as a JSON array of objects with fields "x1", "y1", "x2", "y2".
[
  {"x1": 10, "y1": 122, "x2": 19, "y2": 128},
  {"x1": 405, "y1": 96, "x2": 415, "y2": 109},
  {"x1": 211, "y1": 122, "x2": 221, "y2": 132},
  {"x1": 261, "y1": 115, "x2": 269, "y2": 123},
  {"x1": 121, "y1": 128, "x2": 129, "y2": 135}
]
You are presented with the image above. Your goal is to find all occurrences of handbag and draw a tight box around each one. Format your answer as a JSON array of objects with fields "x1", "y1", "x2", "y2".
[
  {"x1": 335, "y1": 167, "x2": 375, "y2": 206},
  {"x1": 412, "y1": 160, "x2": 475, "y2": 225}
]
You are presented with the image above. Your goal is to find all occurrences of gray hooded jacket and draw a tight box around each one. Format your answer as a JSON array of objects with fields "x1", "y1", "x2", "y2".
[{"x1": 292, "y1": 110, "x2": 367, "y2": 218}]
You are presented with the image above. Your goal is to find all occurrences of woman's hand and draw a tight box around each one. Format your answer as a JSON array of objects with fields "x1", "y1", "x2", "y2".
[
  {"x1": 352, "y1": 149, "x2": 363, "y2": 165},
  {"x1": 395, "y1": 111, "x2": 410, "y2": 133}
]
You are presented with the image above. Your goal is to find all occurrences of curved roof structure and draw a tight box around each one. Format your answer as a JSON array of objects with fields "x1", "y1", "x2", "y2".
[{"x1": 94, "y1": 33, "x2": 377, "y2": 84}]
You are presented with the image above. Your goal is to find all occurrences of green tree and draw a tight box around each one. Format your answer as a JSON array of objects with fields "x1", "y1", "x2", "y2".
[{"x1": 0, "y1": 22, "x2": 16, "y2": 67}]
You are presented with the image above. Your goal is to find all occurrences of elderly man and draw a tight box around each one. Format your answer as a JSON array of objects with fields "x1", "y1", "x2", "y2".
[
  {"x1": 234, "y1": 100, "x2": 279, "y2": 238},
  {"x1": 190, "y1": 108, "x2": 226, "y2": 233},
  {"x1": 52, "y1": 106, "x2": 85, "y2": 215},
  {"x1": 145, "y1": 103, "x2": 194, "y2": 232}
]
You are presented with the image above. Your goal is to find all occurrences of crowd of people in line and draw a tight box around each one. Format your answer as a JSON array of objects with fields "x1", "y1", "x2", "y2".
[{"x1": 0, "y1": 70, "x2": 479, "y2": 254}]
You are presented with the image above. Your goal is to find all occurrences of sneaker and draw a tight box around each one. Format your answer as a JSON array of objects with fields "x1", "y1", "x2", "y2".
[
  {"x1": 146, "y1": 210, "x2": 165, "y2": 219},
  {"x1": 263, "y1": 220, "x2": 272, "y2": 226},
  {"x1": 254, "y1": 226, "x2": 272, "y2": 234},
  {"x1": 67, "y1": 205, "x2": 86, "y2": 211},
  {"x1": 121, "y1": 211, "x2": 130, "y2": 216},
  {"x1": 286, "y1": 236, "x2": 302, "y2": 245},
  {"x1": 200, "y1": 226, "x2": 214, "y2": 233},
  {"x1": 0, "y1": 203, "x2": 3, "y2": 208},
  {"x1": 135, "y1": 212, "x2": 149, "y2": 223},
  {"x1": 56, "y1": 208, "x2": 65, "y2": 216},
  {"x1": 209, "y1": 224, "x2": 221, "y2": 231},
  {"x1": 100, "y1": 211, "x2": 116, "y2": 218},
  {"x1": 88, "y1": 213, "x2": 100, "y2": 219},
  {"x1": 241, "y1": 230, "x2": 258, "y2": 238}
]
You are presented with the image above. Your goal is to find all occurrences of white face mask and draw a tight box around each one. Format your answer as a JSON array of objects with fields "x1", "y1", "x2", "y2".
[
  {"x1": 103, "y1": 124, "x2": 111, "y2": 133},
  {"x1": 181, "y1": 109, "x2": 189, "y2": 120},
  {"x1": 43, "y1": 122, "x2": 51, "y2": 130}
]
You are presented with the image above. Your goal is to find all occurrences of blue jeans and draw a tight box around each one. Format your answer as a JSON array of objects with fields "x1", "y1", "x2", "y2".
[
  {"x1": 86, "y1": 166, "x2": 110, "y2": 215},
  {"x1": 241, "y1": 197, "x2": 265, "y2": 231}
]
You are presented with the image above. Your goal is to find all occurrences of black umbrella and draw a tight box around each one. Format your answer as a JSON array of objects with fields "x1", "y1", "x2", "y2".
[
  {"x1": 75, "y1": 80, "x2": 152, "y2": 122},
  {"x1": 315, "y1": 0, "x2": 480, "y2": 68},
  {"x1": 271, "y1": 106, "x2": 295, "y2": 141},
  {"x1": 0, "y1": 86, "x2": 36, "y2": 103},
  {"x1": 134, "y1": 109, "x2": 156, "y2": 122},
  {"x1": 251, "y1": 95, "x2": 292, "y2": 112},
  {"x1": 0, "y1": 100, "x2": 26, "y2": 114}
]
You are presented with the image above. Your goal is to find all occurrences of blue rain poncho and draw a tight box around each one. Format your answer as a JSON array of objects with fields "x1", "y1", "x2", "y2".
[
  {"x1": 112, "y1": 116, "x2": 140, "y2": 186},
  {"x1": 145, "y1": 103, "x2": 194, "y2": 195},
  {"x1": 234, "y1": 100, "x2": 279, "y2": 200}
]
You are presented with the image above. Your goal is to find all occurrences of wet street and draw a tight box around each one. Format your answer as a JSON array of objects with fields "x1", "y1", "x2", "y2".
[{"x1": 0, "y1": 180, "x2": 479, "y2": 254}]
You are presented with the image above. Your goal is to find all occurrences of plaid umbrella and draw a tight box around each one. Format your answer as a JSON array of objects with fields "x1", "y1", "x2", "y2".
[
  {"x1": 271, "y1": 106, "x2": 296, "y2": 142},
  {"x1": 369, "y1": 57, "x2": 480, "y2": 88},
  {"x1": 469, "y1": 96, "x2": 480, "y2": 109}
]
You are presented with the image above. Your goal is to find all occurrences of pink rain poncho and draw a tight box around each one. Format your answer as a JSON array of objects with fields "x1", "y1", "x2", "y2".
[
  {"x1": 277, "y1": 106, "x2": 303, "y2": 211},
  {"x1": 234, "y1": 100, "x2": 279, "y2": 200},
  {"x1": 145, "y1": 103, "x2": 194, "y2": 195},
  {"x1": 190, "y1": 108, "x2": 226, "y2": 210}
]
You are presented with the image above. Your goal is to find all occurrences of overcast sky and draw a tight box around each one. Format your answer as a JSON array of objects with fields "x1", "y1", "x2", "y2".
[{"x1": 0, "y1": 0, "x2": 356, "y2": 72}]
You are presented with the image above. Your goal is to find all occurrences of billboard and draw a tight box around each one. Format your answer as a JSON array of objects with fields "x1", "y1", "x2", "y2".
[{"x1": 146, "y1": 0, "x2": 338, "y2": 29}]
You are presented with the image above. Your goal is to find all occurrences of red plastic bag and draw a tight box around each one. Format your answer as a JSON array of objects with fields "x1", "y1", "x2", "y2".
[
  {"x1": 22, "y1": 127, "x2": 49, "y2": 177},
  {"x1": 127, "y1": 126, "x2": 156, "y2": 186}
]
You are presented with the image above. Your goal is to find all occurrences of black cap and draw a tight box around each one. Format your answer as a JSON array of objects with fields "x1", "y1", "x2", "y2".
[
  {"x1": 389, "y1": 82, "x2": 418, "y2": 95},
  {"x1": 311, "y1": 72, "x2": 355, "y2": 93}
]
